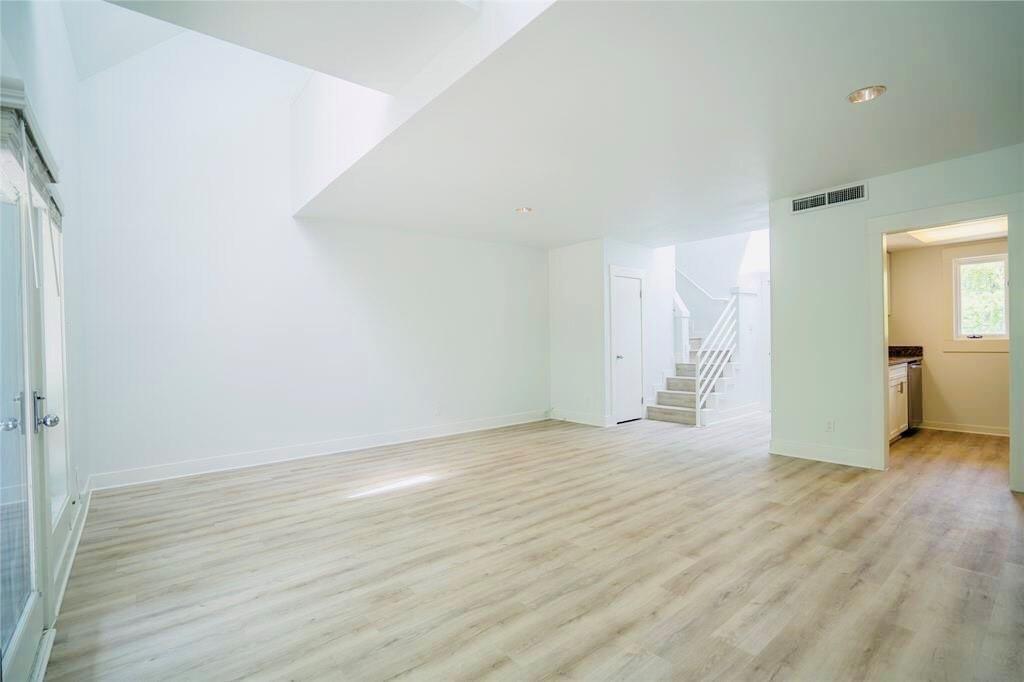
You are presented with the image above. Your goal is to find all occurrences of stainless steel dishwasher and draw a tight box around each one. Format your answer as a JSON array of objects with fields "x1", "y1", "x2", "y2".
[{"x1": 907, "y1": 361, "x2": 923, "y2": 428}]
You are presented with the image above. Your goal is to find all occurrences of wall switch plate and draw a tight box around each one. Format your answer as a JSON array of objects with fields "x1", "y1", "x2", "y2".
[{"x1": 825, "y1": 420, "x2": 836, "y2": 433}]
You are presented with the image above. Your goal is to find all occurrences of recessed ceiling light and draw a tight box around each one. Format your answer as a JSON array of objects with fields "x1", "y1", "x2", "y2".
[
  {"x1": 515, "y1": 207, "x2": 533, "y2": 214},
  {"x1": 908, "y1": 216, "x2": 1008, "y2": 244},
  {"x1": 848, "y1": 85, "x2": 887, "y2": 104}
]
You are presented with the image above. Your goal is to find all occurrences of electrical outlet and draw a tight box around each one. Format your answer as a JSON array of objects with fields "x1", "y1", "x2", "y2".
[{"x1": 825, "y1": 420, "x2": 835, "y2": 433}]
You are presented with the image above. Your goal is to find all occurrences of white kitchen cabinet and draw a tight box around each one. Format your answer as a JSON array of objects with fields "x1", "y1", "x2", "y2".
[{"x1": 888, "y1": 363, "x2": 909, "y2": 441}]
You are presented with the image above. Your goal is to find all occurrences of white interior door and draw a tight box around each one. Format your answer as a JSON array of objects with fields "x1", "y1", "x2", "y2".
[
  {"x1": 1, "y1": 195, "x2": 45, "y2": 682},
  {"x1": 611, "y1": 274, "x2": 643, "y2": 423},
  {"x1": 1, "y1": 110, "x2": 73, "y2": 680},
  {"x1": 34, "y1": 209, "x2": 73, "y2": 582}
]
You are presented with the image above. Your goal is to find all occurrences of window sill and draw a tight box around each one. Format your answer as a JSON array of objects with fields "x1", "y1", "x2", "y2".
[{"x1": 942, "y1": 338, "x2": 1009, "y2": 353}]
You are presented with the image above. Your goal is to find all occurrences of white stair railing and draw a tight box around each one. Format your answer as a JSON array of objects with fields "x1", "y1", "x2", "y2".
[
  {"x1": 675, "y1": 268, "x2": 729, "y2": 304},
  {"x1": 672, "y1": 290, "x2": 691, "y2": 361},
  {"x1": 693, "y1": 294, "x2": 738, "y2": 427}
]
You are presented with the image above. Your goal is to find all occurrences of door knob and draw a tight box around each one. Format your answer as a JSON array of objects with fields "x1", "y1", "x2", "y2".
[
  {"x1": 32, "y1": 391, "x2": 59, "y2": 432},
  {"x1": 616, "y1": 355, "x2": 624, "y2": 359},
  {"x1": 1, "y1": 418, "x2": 19, "y2": 432}
]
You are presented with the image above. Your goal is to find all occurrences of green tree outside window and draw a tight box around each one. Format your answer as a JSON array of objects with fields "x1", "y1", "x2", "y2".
[{"x1": 958, "y1": 258, "x2": 1007, "y2": 337}]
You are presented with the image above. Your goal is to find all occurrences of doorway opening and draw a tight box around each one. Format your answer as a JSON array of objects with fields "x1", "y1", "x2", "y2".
[
  {"x1": 880, "y1": 214, "x2": 1012, "y2": 476},
  {"x1": 645, "y1": 229, "x2": 770, "y2": 429}
]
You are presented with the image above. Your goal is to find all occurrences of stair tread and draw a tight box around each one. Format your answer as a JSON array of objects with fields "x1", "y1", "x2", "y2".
[
  {"x1": 659, "y1": 389, "x2": 696, "y2": 395},
  {"x1": 650, "y1": 403, "x2": 714, "y2": 413},
  {"x1": 678, "y1": 360, "x2": 734, "y2": 365}
]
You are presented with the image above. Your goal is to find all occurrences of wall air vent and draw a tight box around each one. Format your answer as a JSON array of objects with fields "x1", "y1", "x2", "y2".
[
  {"x1": 827, "y1": 184, "x2": 865, "y2": 205},
  {"x1": 791, "y1": 182, "x2": 868, "y2": 213},
  {"x1": 792, "y1": 193, "x2": 826, "y2": 212}
]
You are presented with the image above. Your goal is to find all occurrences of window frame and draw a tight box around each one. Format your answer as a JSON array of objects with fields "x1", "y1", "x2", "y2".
[{"x1": 953, "y1": 252, "x2": 1009, "y2": 340}]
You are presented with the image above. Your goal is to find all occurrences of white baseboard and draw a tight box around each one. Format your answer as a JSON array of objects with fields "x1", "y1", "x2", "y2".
[
  {"x1": 88, "y1": 410, "x2": 550, "y2": 491},
  {"x1": 919, "y1": 421, "x2": 1009, "y2": 437},
  {"x1": 769, "y1": 438, "x2": 884, "y2": 471},
  {"x1": 29, "y1": 628, "x2": 55, "y2": 682},
  {"x1": 28, "y1": 486, "x2": 89, "y2": 682},
  {"x1": 548, "y1": 408, "x2": 608, "y2": 428},
  {"x1": 704, "y1": 403, "x2": 764, "y2": 426},
  {"x1": 50, "y1": 487, "x2": 91, "y2": 620}
]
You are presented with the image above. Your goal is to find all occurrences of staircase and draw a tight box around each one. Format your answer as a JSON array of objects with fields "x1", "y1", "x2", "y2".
[{"x1": 648, "y1": 294, "x2": 738, "y2": 427}]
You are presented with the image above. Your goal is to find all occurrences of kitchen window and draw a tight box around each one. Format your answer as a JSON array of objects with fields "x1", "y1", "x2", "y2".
[{"x1": 954, "y1": 253, "x2": 1009, "y2": 339}]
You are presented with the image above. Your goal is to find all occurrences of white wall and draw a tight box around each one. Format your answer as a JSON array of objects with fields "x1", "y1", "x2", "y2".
[
  {"x1": 71, "y1": 32, "x2": 551, "y2": 487},
  {"x1": 889, "y1": 238, "x2": 1010, "y2": 435},
  {"x1": 675, "y1": 229, "x2": 769, "y2": 336},
  {"x1": 290, "y1": 75, "x2": 391, "y2": 215},
  {"x1": 548, "y1": 239, "x2": 606, "y2": 426},
  {"x1": 1, "y1": 0, "x2": 84, "y2": 494},
  {"x1": 548, "y1": 238, "x2": 675, "y2": 427},
  {"x1": 676, "y1": 231, "x2": 751, "y2": 299},
  {"x1": 0, "y1": 1, "x2": 79, "y2": 195},
  {"x1": 770, "y1": 144, "x2": 1023, "y2": 491}
]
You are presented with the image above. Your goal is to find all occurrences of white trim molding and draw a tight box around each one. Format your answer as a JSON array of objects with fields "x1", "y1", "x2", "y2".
[
  {"x1": 549, "y1": 408, "x2": 608, "y2": 428},
  {"x1": 48, "y1": 490, "x2": 90, "y2": 623},
  {"x1": 88, "y1": 411, "x2": 550, "y2": 491},
  {"x1": 26, "y1": 487, "x2": 91, "y2": 682},
  {"x1": 703, "y1": 403, "x2": 765, "y2": 427},
  {"x1": 919, "y1": 422, "x2": 1009, "y2": 438},
  {"x1": 769, "y1": 438, "x2": 883, "y2": 471},
  {"x1": 1, "y1": 76, "x2": 61, "y2": 183},
  {"x1": 867, "y1": 191, "x2": 1023, "y2": 491},
  {"x1": 944, "y1": 243, "x2": 1010, "y2": 352},
  {"x1": 28, "y1": 629, "x2": 55, "y2": 682}
]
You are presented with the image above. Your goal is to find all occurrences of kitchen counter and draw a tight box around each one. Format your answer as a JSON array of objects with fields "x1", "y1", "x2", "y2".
[{"x1": 889, "y1": 345, "x2": 923, "y2": 366}]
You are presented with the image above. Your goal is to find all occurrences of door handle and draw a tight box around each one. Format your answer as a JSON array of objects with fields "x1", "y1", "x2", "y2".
[
  {"x1": 1, "y1": 418, "x2": 19, "y2": 432},
  {"x1": 33, "y1": 391, "x2": 60, "y2": 432},
  {"x1": 616, "y1": 355, "x2": 624, "y2": 360}
]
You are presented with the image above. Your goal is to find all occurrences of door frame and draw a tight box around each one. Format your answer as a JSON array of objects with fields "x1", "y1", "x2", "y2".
[
  {"x1": 867, "y1": 192, "x2": 1021, "y2": 490},
  {"x1": 2, "y1": 92, "x2": 83, "y2": 680},
  {"x1": 608, "y1": 266, "x2": 646, "y2": 424}
]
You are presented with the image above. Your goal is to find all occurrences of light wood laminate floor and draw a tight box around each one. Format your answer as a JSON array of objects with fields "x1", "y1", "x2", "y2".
[{"x1": 47, "y1": 417, "x2": 1022, "y2": 681}]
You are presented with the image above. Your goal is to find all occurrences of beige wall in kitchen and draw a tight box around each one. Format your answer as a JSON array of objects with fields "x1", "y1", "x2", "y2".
[{"x1": 889, "y1": 237, "x2": 1009, "y2": 435}]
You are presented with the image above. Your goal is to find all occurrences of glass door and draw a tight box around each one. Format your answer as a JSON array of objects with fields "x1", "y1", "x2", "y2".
[
  {"x1": 34, "y1": 206, "x2": 73, "y2": 581},
  {"x1": 0, "y1": 98, "x2": 77, "y2": 681},
  {"x1": 0, "y1": 187, "x2": 45, "y2": 682}
]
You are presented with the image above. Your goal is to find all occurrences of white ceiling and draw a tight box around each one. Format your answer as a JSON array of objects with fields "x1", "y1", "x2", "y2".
[
  {"x1": 61, "y1": 0, "x2": 182, "y2": 79},
  {"x1": 298, "y1": 1, "x2": 1024, "y2": 247},
  {"x1": 113, "y1": 0, "x2": 479, "y2": 94}
]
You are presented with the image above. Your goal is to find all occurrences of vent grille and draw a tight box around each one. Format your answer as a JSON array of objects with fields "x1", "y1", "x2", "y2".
[
  {"x1": 792, "y1": 194, "x2": 826, "y2": 212},
  {"x1": 828, "y1": 184, "x2": 865, "y2": 205},
  {"x1": 792, "y1": 183, "x2": 867, "y2": 213}
]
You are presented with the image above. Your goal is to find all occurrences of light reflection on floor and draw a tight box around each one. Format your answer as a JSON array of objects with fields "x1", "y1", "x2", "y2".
[{"x1": 346, "y1": 474, "x2": 438, "y2": 499}]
